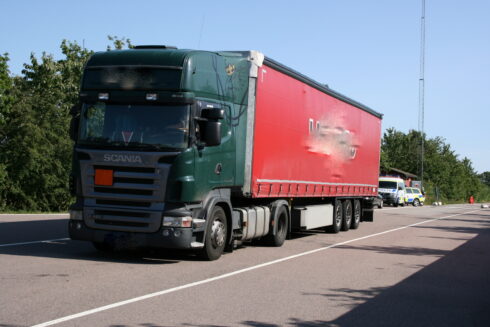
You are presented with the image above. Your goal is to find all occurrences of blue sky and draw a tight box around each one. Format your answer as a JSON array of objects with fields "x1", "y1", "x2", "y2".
[{"x1": 1, "y1": 0, "x2": 489, "y2": 173}]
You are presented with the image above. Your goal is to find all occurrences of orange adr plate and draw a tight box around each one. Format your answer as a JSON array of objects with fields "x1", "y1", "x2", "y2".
[{"x1": 95, "y1": 169, "x2": 113, "y2": 186}]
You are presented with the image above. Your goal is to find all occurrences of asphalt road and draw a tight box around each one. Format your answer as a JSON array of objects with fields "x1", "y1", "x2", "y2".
[{"x1": 1, "y1": 204, "x2": 489, "y2": 327}]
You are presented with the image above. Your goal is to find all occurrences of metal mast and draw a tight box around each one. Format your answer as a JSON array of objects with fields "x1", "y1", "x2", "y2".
[{"x1": 418, "y1": 0, "x2": 426, "y2": 187}]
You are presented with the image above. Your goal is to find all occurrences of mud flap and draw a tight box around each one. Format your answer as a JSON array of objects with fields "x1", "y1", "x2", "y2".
[{"x1": 361, "y1": 208, "x2": 374, "y2": 222}]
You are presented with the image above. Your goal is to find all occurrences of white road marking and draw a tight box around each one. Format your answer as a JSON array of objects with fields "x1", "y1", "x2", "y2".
[
  {"x1": 31, "y1": 209, "x2": 482, "y2": 327},
  {"x1": 0, "y1": 238, "x2": 70, "y2": 248}
]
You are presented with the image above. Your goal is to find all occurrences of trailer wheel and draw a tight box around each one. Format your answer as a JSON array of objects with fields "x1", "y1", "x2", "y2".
[
  {"x1": 351, "y1": 199, "x2": 361, "y2": 229},
  {"x1": 326, "y1": 200, "x2": 342, "y2": 233},
  {"x1": 266, "y1": 205, "x2": 288, "y2": 247},
  {"x1": 200, "y1": 206, "x2": 227, "y2": 261},
  {"x1": 341, "y1": 200, "x2": 352, "y2": 231}
]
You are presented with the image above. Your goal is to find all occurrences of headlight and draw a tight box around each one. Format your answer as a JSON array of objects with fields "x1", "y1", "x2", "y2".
[
  {"x1": 163, "y1": 216, "x2": 192, "y2": 228},
  {"x1": 69, "y1": 210, "x2": 83, "y2": 221}
]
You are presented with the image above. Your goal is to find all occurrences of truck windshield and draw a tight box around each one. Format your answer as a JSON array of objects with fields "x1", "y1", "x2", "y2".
[
  {"x1": 78, "y1": 103, "x2": 190, "y2": 150},
  {"x1": 379, "y1": 181, "x2": 397, "y2": 189}
]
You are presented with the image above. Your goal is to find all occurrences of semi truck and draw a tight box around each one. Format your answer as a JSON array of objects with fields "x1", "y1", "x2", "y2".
[{"x1": 68, "y1": 46, "x2": 382, "y2": 260}]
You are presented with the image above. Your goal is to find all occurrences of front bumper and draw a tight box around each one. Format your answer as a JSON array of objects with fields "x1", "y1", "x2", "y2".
[
  {"x1": 69, "y1": 220, "x2": 201, "y2": 249},
  {"x1": 380, "y1": 194, "x2": 399, "y2": 205}
]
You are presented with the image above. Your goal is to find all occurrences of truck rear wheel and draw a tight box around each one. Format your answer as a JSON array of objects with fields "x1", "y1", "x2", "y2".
[
  {"x1": 326, "y1": 200, "x2": 342, "y2": 233},
  {"x1": 351, "y1": 199, "x2": 361, "y2": 229},
  {"x1": 341, "y1": 200, "x2": 352, "y2": 231},
  {"x1": 200, "y1": 206, "x2": 227, "y2": 261}
]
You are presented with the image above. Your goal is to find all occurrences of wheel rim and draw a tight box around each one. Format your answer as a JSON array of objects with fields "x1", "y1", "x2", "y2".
[
  {"x1": 211, "y1": 219, "x2": 226, "y2": 248},
  {"x1": 354, "y1": 202, "x2": 361, "y2": 223},
  {"x1": 345, "y1": 202, "x2": 352, "y2": 225},
  {"x1": 335, "y1": 206, "x2": 342, "y2": 226},
  {"x1": 277, "y1": 213, "x2": 287, "y2": 238}
]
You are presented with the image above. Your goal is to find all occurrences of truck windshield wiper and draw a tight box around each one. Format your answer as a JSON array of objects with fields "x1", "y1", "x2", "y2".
[{"x1": 78, "y1": 137, "x2": 112, "y2": 145}]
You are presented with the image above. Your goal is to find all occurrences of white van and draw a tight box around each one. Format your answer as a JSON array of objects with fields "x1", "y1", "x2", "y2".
[{"x1": 378, "y1": 177, "x2": 406, "y2": 207}]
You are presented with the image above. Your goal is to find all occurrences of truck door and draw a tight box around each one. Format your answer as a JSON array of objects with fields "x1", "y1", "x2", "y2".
[{"x1": 193, "y1": 107, "x2": 235, "y2": 191}]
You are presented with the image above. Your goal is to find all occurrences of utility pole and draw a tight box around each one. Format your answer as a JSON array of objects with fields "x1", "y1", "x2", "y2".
[{"x1": 418, "y1": 0, "x2": 426, "y2": 188}]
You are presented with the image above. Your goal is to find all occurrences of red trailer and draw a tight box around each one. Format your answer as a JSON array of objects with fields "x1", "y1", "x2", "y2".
[{"x1": 250, "y1": 59, "x2": 381, "y2": 200}]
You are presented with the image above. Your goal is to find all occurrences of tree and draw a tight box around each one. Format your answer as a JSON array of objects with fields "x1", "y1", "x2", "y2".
[
  {"x1": 479, "y1": 172, "x2": 490, "y2": 187},
  {"x1": 0, "y1": 53, "x2": 12, "y2": 209},
  {"x1": 0, "y1": 41, "x2": 93, "y2": 211},
  {"x1": 381, "y1": 128, "x2": 489, "y2": 203},
  {"x1": 106, "y1": 35, "x2": 133, "y2": 51},
  {"x1": 0, "y1": 36, "x2": 134, "y2": 211}
]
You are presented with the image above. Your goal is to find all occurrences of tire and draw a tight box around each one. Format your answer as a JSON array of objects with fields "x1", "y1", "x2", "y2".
[
  {"x1": 351, "y1": 199, "x2": 361, "y2": 229},
  {"x1": 326, "y1": 200, "x2": 342, "y2": 233},
  {"x1": 200, "y1": 206, "x2": 227, "y2": 261},
  {"x1": 266, "y1": 205, "x2": 288, "y2": 247},
  {"x1": 341, "y1": 200, "x2": 352, "y2": 231},
  {"x1": 413, "y1": 199, "x2": 420, "y2": 207}
]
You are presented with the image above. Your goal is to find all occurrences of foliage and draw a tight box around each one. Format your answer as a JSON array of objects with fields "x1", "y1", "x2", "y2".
[
  {"x1": 0, "y1": 37, "x2": 130, "y2": 211},
  {"x1": 0, "y1": 53, "x2": 12, "y2": 207},
  {"x1": 479, "y1": 171, "x2": 490, "y2": 187},
  {"x1": 106, "y1": 35, "x2": 133, "y2": 51},
  {"x1": 381, "y1": 128, "x2": 489, "y2": 203}
]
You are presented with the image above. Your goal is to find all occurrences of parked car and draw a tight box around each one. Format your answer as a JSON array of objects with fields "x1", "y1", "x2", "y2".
[{"x1": 405, "y1": 187, "x2": 425, "y2": 206}]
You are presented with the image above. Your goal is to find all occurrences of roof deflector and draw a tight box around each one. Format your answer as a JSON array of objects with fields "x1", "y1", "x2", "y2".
[{"x1": 133, "y1": 45, "x2": 178, "y2": 49}]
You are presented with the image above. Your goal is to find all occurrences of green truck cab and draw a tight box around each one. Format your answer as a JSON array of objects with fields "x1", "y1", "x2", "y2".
[
  {"x1": 68, "y1": 46, "x2": 381, "y2": 260},
  {"x1": 69, "y1": 46, "x2": 256, "y2": 260}
]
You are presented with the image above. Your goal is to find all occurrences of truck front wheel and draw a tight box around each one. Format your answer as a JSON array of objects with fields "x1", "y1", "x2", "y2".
[
  {"x1": 200, "y1": 206, "x2": 227, "y2": 261},
  {"x1": 266, "y1": 205, "x2": 288, "y2": 247}
]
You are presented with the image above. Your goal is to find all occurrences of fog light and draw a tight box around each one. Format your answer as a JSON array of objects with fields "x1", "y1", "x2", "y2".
[
  {"x1": 98, "y1": 93, "x2": 109, "y2": 100},
  {"x1": 162, "y1": 229, "x2": 170, "y2": 236},
  {"x1": 146, "y1": 93, "x2": 158, "y2": 101},
  {"x1": 69, "y1": 210, "x2": 83, "y2": 221}
]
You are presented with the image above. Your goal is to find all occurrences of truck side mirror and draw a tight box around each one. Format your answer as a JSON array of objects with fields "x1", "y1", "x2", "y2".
[
  {"x1": 70, "y1": 117, "x2": 79, "y2": 141},
  {"x1": 69, "y1": 104, "x2": 81, "y2": 141},
  {"x1": 201, "y1": 108, "x2": 224, "y2": 120},
  {"x1": 196, "y1": 106, "x2": 224, "y2": 147},
  {"x1": 199, "y1": 121, "x2": 221, "y2": 146}
]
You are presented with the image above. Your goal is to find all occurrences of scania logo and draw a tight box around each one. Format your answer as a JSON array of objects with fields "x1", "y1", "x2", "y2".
[{"x1": 103, "y1": 154, "x2": 142, "y2": 163}]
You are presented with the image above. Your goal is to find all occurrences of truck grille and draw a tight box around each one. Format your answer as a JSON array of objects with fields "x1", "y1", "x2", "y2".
[
  {"x1": 78, "y1": 150, "x2": 176, "y2": 233},
  {"x1": 95, "y1": 199, "x2": 151, "y2": 208}
]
